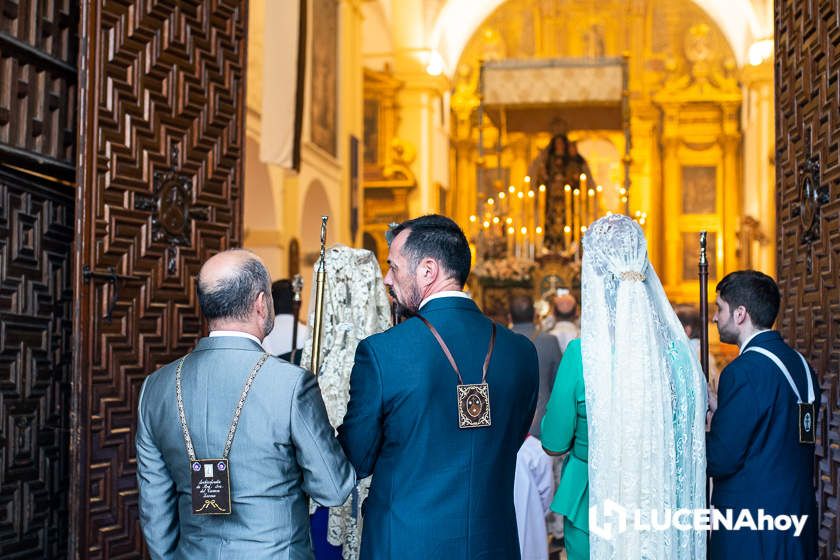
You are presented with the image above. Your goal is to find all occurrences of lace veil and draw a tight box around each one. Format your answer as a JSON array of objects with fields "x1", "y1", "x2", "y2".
[
  {"x1": 581, "y1": 215, "x2": 706, "y2": 559},
  {"x1": 300, "y1": 245, "x2": 392, "y2": 559}
]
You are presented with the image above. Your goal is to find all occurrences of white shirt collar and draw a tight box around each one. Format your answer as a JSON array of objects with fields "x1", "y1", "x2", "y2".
[
  {"x1": 419, "y1": 290, "x2": 471, "y2": 310},
  {"x1": 209, "y1": 330, "x2": 263, "y2": 347},
  {"x1": 739, "y1": 329, "x2": 771, "y2": 354}
]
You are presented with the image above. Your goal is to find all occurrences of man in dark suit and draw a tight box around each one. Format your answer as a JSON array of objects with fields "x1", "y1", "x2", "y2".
[
  {"x1": 509, "y1": 293, "x2": 561, "y2": 437},
  {"x1": 338, "y1": 215, "x2": 540, "y2": 559},
  {"x1": 707, "y1": 270, "x2": 819, "y2": 559}
]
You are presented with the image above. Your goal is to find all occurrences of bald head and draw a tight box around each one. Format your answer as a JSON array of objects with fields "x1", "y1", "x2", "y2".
[{"x1": 197, "y1": 249, "x2": 274, "y2": 336}]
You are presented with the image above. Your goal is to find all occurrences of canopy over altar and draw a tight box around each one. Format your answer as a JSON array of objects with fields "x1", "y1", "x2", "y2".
[{"x1": 469, "y1": 56, "x2": 642, "y2": 320}]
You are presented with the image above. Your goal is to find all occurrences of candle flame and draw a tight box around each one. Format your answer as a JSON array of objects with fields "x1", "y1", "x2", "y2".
[
  {"x1": 520, "y1": 226, "x2": 527, "y2": 234},
  {"x1": 536, "y1": 226, "x2": 543, "y2": 234},
  {"x1": 524, "y1": 175, "x2": 531, "y2": 183},
  {"x1": 580, "y1": 173, "x2": 587, "y2": 181},
  {"x1": 499, "y1": 191, "x2": 506, "y2": 199},
  {"x1": 564, "y1": 226, "x2": 572, "y2": 233},
  {"x1": 564, "y1": 184, "x2": 572, "y2": 192},
  {"x1": 528, "y1": 191, "x2": 535, "y2": 198},
  {"x1": 507, "y1": 226, "x2": 515, "y2": 234},
  {"x1": 469, "y1": 215, "x2": 477, "y2": 222},
  {"x1": 539, "y1": 184, "x2": 546, "y2": 192}
]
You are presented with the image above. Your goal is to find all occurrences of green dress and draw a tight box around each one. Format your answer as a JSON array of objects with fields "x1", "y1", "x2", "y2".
[{"x1": 540, "y1": 338, "x2": 589, "y2": 559}]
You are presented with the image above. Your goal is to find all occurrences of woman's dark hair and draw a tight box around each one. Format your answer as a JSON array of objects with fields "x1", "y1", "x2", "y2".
[
  {"x1": 674, "y1": 304, "x2": 702, "y2": 338},
  {"x1": 716, "y1": 270, "x2": 780, "y2": 329},
  {"x1": 389, "y1": 214, "x2": 471, "y2": 286},
  {"x1": 271, "y1": 279, "x2": 293, "y2": 315},
  {"x1": 197, "y1": 256, "x2": 271, "y2": 321}
]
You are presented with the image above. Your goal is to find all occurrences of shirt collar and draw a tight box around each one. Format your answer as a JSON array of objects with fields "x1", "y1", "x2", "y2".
[
  {"x1": 209, "y1": 330, "x2": 263, "y2": 347},
  {"x1": 739, "y1": 329, "x2": 771, "y2": 354},
  {"x1": 419, "y1": 290, "x2": 471, "y2": 310}
]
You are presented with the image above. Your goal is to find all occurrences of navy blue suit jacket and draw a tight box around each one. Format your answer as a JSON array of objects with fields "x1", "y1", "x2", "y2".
[
  {"x1": 707, "y1": 331, "x2": 820, "y2": 559},
  {"x1": 338, "y1": 297, "x2": 539, "y2": 560}
]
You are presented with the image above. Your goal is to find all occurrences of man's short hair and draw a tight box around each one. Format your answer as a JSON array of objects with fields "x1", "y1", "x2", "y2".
[
  {"x1": 716, "y1": 270, "x2": 780, "y2": 329},
  {"x1": 388, "y1": 214, "x2": 471, "y2": 286},
  {"x1": 674, "y1": 304, "x2": 702, "y2": 338},
  {"x1": 509, "y1": 294, "x2": 535, "y2": 324},
  {"x1": 197, "y1": 254, "x2": 271, "y2": 321},
  {"x1": 271, "y1": 279, "x2": 293, "y2": 315}
]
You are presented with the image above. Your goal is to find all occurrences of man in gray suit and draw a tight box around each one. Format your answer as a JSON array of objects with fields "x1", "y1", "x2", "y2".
[
  {"x1": 509, "y1": 294, "x2": 562, "y2": 437},
  {"x1": 136, "y1": 249, "x2": 355, "y2": 559}
]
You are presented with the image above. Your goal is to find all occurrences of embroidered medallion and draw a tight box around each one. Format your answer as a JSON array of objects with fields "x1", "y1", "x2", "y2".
[{"x1": 458, "y1": 383, "x2": 491, "y2": 428}]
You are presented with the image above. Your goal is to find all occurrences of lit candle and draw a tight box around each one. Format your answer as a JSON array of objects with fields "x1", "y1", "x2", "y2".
[
  {"x1": 587, "y1": 188, "x2": 595, "y2": 229},
  {"x1": 564, "y1": 184, "x2": 572, "y2": 246},
  {"x1": 596, "y1": 185, "x2": 603, "y2": 220},
  {"x1": 572, "y1": 188, "x2": 580, "y2": 243},
  {"x1": 507, "y1": 225, "x2": 515, "y2": 256},
  {"x1": 538, "y1": 184, "x2": 547, "y2": 235},
  {"x1": 564, "y1": 225, "x2": 571, "y2": 249},
  {"x1": 528, "y1": 190, "x2": 536, "y2": 259},
  {"x1": 520, "y1": 226, "x2": 528, "y2": 260}
]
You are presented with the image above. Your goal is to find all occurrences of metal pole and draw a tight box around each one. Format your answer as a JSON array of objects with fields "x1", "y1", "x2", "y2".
[
  {"x1": 310, "y1": 216, "x2": 328, "y2": 376},
  {"x1": 289, "y1": 274, "x2": 303, "y2": 364},
  {"x1": 699, "y1": 230, "x2": 711, "y2": 559}
]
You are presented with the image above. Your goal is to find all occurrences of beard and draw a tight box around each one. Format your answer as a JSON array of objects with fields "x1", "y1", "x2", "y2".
[
  {"x1": 389, "y1": 281, "x2": 422, "y2": 320},
  {"x1": 262, "y1": 308, "x2": 275, "y2": 338},
  {"x1": 716, "y1": 318, "x2": 738, "y2": 345}
]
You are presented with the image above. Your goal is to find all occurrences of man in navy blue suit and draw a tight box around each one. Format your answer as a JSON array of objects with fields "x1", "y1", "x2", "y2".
[
  {"x1": 338, "y1": 214, "x2": 539, "y2": 559},
  {"x1": 707, "y1": 270, "x2": 819, "y2": 559}
]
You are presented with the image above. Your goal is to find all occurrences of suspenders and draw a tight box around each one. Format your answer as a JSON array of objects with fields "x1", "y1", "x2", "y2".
[{"x1": 743, "y1": 346, "x2": 817, "y2": 444}]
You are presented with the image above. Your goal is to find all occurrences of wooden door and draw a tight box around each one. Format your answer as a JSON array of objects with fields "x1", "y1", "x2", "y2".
[
  {"x1": 0, "y1": 1, "x2": 78, "y2": 557},
  {"x1": 71, "y1": 1, "x2": 247, "y2": 557},
  {"x1": 776, "y1": 2, "x2": 840, "y2": 557}
]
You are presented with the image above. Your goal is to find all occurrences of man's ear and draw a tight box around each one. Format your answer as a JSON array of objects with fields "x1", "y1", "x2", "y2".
[
  {"x1": 255, "y1": 291, "x2": 268, "y2": 317},
  {"x1": 734, "y1": 305, "x2": 748, "y2": 326},
  {"x1": 418, "y1": 257, "x2": 438, "y2": 286}
]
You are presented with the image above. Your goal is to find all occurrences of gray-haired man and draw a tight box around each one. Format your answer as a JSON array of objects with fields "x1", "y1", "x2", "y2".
[{"x1": 136, "y1": 249, "x2": 355, "y2": 559}]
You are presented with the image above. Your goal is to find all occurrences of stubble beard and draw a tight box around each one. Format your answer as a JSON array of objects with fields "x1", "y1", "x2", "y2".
[{"x1": 390, "y1": 281, "x2": 422, "y2": 319}]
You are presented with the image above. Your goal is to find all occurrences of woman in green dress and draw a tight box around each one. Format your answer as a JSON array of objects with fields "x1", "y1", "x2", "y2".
[{"x1": 541, "y1": 338, "x2": 589, "y2": 559}]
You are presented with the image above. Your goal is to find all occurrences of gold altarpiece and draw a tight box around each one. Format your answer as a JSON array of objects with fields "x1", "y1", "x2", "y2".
[
  {"x1": 361, "y1": 67, "x2": 416, "y2": 269},
  {"x1": 448, "y1": 0, "x2": 766, "y2": 307}
]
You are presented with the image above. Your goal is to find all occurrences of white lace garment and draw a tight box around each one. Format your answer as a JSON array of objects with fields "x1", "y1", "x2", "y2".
[
  {"x1": 581, "y1": 215, "x2": 707, "y2": 559},
  {"x1": 300, "y1": 246, "x2": 392, "y2": 559}
]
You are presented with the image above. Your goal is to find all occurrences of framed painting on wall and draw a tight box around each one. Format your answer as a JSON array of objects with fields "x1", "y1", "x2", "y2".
[{"x1": 310, "y1": 0, "x2": 338, "y2": 156}]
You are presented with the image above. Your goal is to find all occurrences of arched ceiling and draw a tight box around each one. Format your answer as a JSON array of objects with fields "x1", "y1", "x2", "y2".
[{"x1": 427, "y1": 0, "x2": 769, "y2": 75}]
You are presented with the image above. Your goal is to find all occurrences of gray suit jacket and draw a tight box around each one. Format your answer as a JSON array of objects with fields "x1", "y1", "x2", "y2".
[
  {"x1": 136, "y1": 336, "x2": 355, "y2": 559},
  {"x1": 511, "y1": 323, "x2": 562, "y2": 438}
]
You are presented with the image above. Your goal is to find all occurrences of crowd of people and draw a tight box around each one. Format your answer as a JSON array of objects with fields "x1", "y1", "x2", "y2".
[{"x1": 135, "y1": 213, "x2": 820, "y2": 560}]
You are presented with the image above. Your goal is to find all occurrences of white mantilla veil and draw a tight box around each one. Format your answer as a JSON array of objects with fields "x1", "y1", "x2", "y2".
[{"x1": 581, "y1": 214, "x2": 706, "y2": 559}]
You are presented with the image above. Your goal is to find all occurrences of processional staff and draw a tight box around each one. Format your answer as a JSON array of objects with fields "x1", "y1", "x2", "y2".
[
  {"x1": 289, "y1": 273, "x2": 303, "y2": 365},
  {"x1": 310, "y1": 216, "x2": 328, "y2": 377},
  {"x1": 698, "y1": 231, "x2": 710, "y2": 380},
  {"x1": 698, "y1": 231, "x2": 711, "y2": 560}
]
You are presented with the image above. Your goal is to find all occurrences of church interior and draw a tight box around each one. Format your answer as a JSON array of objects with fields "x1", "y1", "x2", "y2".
[
  {"x1": 243, "y1": 0, "x2": 774, "y2": 358},
  {"x1": 1, "y1": 0, "x2": 838, "y2": 558}
]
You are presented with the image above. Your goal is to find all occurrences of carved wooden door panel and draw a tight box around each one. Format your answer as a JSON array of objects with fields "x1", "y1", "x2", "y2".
[
  {"x1": 776, "y1": 2, "x2": 840, "y2": 557},
  {"x1": 71, "y1": 1, "x2": 247, "y2": 557},
  {"x1": 0, "y1": 1, "x2": 77, "y2": 558}
]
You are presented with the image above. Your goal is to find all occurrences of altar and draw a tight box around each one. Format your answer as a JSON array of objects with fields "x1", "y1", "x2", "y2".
[{"x1": 468, "y1": 57, "x2": 644, "y2": 320}]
